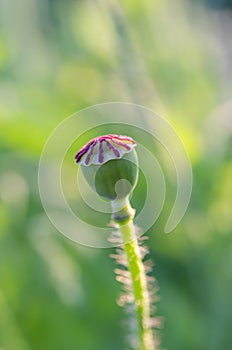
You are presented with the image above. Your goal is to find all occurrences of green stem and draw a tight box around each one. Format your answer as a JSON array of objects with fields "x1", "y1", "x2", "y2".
[{"x1": 112, "y1": 202, "x2": 154, "y2": 350}]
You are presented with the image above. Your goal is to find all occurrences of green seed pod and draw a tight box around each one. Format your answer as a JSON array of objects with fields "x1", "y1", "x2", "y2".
[{"x1": 75, "y1": 134, "x2": 139, "y2": 203}]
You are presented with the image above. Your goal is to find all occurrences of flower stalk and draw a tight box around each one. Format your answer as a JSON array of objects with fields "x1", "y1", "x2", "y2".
[
  {"x1": 75, "y1": 134, "x2": 159, "y2": 350},
  {"x1": 112, "y1": 201, "x2": 155, "y2": 350}
]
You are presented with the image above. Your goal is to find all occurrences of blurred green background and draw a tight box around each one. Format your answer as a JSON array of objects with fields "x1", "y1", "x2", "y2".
[{"x1": 1, "y1": 0, "x2": 232, "y2": 349}]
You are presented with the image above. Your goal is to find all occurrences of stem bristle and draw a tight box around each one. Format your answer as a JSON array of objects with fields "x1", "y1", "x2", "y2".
[{"x1": 109, "y1": 227, "x2": 162, "y2": 350}]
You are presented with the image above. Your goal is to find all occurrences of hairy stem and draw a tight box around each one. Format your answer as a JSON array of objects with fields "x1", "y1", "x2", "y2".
[
  {"x1": 112, "y1": 202, "x2": 155, "y2": 350},
  {"x1": 120, "y1": 220, "x2": 154, "y2": 350}
]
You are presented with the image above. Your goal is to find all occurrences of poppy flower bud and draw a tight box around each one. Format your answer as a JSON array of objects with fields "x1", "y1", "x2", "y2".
[{"x1": 75, "y1": 134, "x2": 139, "y2": 206}]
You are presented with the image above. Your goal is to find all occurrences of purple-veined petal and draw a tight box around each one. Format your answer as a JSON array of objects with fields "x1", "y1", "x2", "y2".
[{"x1": 75, "y1": 134, "x2": 136, "y2": 166}]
